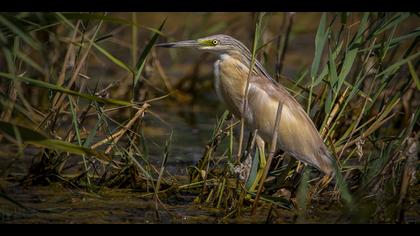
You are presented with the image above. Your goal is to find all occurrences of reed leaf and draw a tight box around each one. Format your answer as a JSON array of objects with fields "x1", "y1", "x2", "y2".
[
  {"x1": 0, "y1": 14, "x2": 40, "y2": 49},
  {"x1": 0, "y1": 72, "x2": 133, "y2": 106},
  {"x1": 408, "y1": 61, "x2": 420, "y2": 90},
  {"x1": 133, "y1": 18, "x2": 167, "y2": 93},
  {"x1": 375, "y1": 51, "x2": 420, "y2": 78},
  {"x1": 0, "y1": 121, "x2": 107, "y2": 158},
  {"x1": 310, "y1": 13, "x2": 329, "y2": 80},
  {"x1": 60, "y1": 13, "x2": 165, "y2": 36}
]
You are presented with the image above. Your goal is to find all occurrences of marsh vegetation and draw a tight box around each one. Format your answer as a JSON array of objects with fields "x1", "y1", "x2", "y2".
[{"x1": 0, "y1": 12, "x2": 419, "y2": 223}]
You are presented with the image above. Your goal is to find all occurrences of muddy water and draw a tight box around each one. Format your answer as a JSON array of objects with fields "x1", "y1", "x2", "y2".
[
  {"x1": 142, "y1": 99, "x2": 222, "y2": 175},
  {"x1": 0, "y1": 179, "x2": 216, "y2": 223},
  {"x1": 0, "y1": 178, "x2": 299, "y2": 223}
]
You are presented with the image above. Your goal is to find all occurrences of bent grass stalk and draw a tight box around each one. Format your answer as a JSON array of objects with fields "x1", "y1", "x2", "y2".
[{"x1": 251, "y1": 101, "x2": 283, "y2": 215}]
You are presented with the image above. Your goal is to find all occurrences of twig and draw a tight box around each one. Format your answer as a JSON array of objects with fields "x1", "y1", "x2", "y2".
[
  {"x1": 237, "y1": 13, "x2": 262, "y2": 163},
  {"x1": 56, "y1": 20, "x2": 81, "y2": 88},
  {"x1": 152, "y1": 49, "x2": 174, "y2": 93},
  {"x1": 320, "y1": 87, "x2": 349, "y2": 138},
  {"x1": 52, "y1": 19, "x2": 104, "y2": 112},
  {"x1": 276, "y1": 13, "x2": 294, "y2": 81},
  {"x1": 90, "y1": 103, "x2": 150, "y2": 151},
  {"x1": 251, "y1": 101, "x2": 283, "y2": 215}
]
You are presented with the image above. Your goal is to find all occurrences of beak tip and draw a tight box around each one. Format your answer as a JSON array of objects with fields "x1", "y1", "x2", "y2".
[
  {"x1": 155, "y1": 40, "x2": 199, "y2": 48},
  {"x1": 155, "y1": 43, "x2": 175, "y2": 48}
]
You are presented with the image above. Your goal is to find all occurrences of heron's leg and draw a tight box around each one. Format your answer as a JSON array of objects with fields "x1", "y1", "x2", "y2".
[
  {"x1": 256, "y1": 135, "x2": 266, "y2": 167},
  {"x1": 249, "y1": 135, "x2": 266, "y2": 192}
]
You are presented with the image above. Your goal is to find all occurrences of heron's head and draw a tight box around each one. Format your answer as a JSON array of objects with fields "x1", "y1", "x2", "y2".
[{"x1": 156, "y1": 34, "x2": 249, "y2": 55}]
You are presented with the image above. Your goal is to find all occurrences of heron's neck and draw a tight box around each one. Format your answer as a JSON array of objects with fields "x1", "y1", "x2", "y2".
[{"x1": 222, "y1": 50, "x2": 275, "y2": 82}]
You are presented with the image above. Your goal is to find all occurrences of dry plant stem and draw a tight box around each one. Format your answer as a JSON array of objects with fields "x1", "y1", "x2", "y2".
[
  {"x1": 154, "y1": 160, "x2": 167, "y2": 221},
  {"x1": 335, "y1": 112, "x2": 397, "y2": 152},
  {"x1": 320, "y1": 87, "x2": 349, "y2": 138},
  {"x1": 65, "y1": 80, "x2": 88, "y2": 143},
  {"x1": 336, "y1": 38, "x2": 378, "y2": 159},
  {"x1": 237, "y1": 55, "x2": 256, "y2": 163},
  {"x1": 237, "y1": 14, "x2": 262, "y2": 163},
  {"x1": 359, "y1": 134, "x2": 414, "y2": 195},
  {"x1": 131, "y1": 13, "x2": 138, "y2": 67},
  {"x1": 314, "y1": 174, "x2": 334, "y2": 196},
  {"x1": 397, "y1": 137, "x2": 417, "y2": 206},
  {"x1": 56, "y1": 21, "x2": 81, "y2": 88},
  {"x1": 402, "y1": 82, "x2": 416, "y2": 120},
  {"x1": 237, "y1": 122, "x2": 246, "y2": 164},
  {"x1": 276, "y1": 13, "x2": 294, "y2": 80},
  {"x1": 90, "y1": 103, "x2": 150, "y2": 151},
  {"x1": 0, "y1": 83, "x2": 17, "y2": 142},
  {"x1": 153, "y1": 195, "x2": 174, "y2": 222},
  {"x1": 0, "y1": 83, "x2": 17, "y2": 122},
  {"x1": 152, "y1": 50, "x2": 174, "y2": 93},
  {"x1": 251, "y1": 101, "x2": 283, "y2": 215},
  {"x1": 199, "y1": 149, "x2": 213, "y2": 202},
  {"x1": 52, "y1": 20, "x2": 103, "y2": 113},
  {"x1": 84, "y1": 93, "x2": 172, "y2": 118},
  {"x1": 337, "y1": 84, "x2": 372, "y2": 159}
]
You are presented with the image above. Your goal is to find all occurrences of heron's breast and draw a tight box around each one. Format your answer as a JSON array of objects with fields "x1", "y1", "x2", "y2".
[
  {"x1": 213, "y1": 54, "x2": 249, "y2": 117},
  {"x1": 217, "y1": 54, "x2": 249, "y2": 89}
]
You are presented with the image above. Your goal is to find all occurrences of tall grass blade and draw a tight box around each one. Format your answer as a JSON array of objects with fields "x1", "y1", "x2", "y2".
[
  {"x1": 55, "y1": 13, "x2": 133, "y2": 74},
  {"x1": 133, "y1": 18, "x2": 167, "y2": 97},
  {"x1": 338, "y1": 13, "x2": 368, "y2": 83},
  {"x1": 296, "y1": 167, "x2": 310, "y2": 222},
  {"x1": 310, "y1": 13, "x2": 328, "y2": 79},
  {"x1": 68, "y1": 96, "x2": 91, "y2": 186},
  {"x1": 375, "y1": 51, "x2": 420, "y2": 78},
  {"x1": 93, "y1": 44, "x2": 133, "y2": 73},
  {"x1": 0, "y1": 14, "x2": 40, "y2": 49},
  {"x1": 0, "y1": 121, "x2": 109, "y2": 158},
  {"x1": 238, "y1": 12, "x2": 265, "y2": 160},
  {"x1": 0, "y1": 72, "x2": 133, "y2": 106},
  {"x1": 60, "y1": 13, "x2": 165, "y2": 35},
  {"x1": 308, "y1": 12, "x2": 329, "y2": 112},
  {"x1": 408, "y1": 61, "x2": 420, "y2": 90}
]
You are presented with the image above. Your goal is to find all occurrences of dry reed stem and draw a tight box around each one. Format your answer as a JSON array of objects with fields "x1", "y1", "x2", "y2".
[
  {"x1": 0, "y1": 82, "x2": 18, "y2": 142},
  {"x1": 237, "y1": 14, "x2": 262, "y2": 163},
  {"x1": 321, "y1": 87, "x2": 349, "y2": 138},
  {"x1": 335, "y1": 112, "x2": 396, "y2": 152},
  {"x1": 52, "y1": 21, "x2": 103, "y2": 113},
  {"x1": 90, "y1": 103, "x2": 150, "y2": 151},
  {"x1": 251, "y1": 101, "x2": 283, "y2": 215},
  {"x1": 397, "y1": 137, "x2": 417, "y2": 206},
  {"x1": 152, "y1": 50, "x2": 174, "y2": 93},
  {"x1": 56, "y1": 21, "x2": 81, "y2": 88}
]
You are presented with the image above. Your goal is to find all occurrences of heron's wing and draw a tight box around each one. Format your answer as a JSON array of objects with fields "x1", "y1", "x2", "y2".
[
  {"x1": 248, "y1": 76, "x2": 317, "y2": 133},
  {"x1": 247, "y1": 76, "x2": 334, "y2": 175}
]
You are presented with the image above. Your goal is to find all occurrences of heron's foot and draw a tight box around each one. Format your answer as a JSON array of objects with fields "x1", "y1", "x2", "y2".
[{"x1": 233, "y1": 153, "x2": 252, "y2": 181}]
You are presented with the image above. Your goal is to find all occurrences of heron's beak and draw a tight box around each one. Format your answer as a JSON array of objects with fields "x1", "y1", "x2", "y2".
[{"x1": 155, "y1": 40, "x2": 200, "y2": 48}]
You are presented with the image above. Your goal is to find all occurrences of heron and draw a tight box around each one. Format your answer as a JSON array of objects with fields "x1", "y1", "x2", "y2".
[{"x1": 156, "y1": 34, "x2": 335, "y2": 178}]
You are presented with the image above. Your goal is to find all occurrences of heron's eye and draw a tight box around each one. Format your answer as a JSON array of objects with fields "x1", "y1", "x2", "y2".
[{"x1": 211, "y1": 40, "x2": 219, "y2": 46}]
